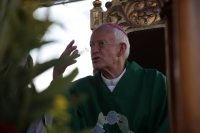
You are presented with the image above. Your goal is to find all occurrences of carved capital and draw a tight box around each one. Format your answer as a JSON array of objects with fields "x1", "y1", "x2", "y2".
[{"x1": 93, "y1": 0, "x2": 102, "y2": 7}]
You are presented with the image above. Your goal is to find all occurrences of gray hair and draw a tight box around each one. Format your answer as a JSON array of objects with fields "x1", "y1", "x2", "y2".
[
  {"x1": 95, "y1": 24, "x2": 130, "y2": 59},
  {"x1": 112, "y1": 27, "x2": 130, "y2": 59}
]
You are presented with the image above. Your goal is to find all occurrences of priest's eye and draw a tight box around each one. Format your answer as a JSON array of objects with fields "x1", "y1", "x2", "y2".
[
  {"x1": 98, "y1": 41, "x2": 106, "y2": 48},
  {"x1": 90, "y1": 43, "x2": 94, "y2": 48},
  {"x1": 89, "y1": 40, "x2": 108, "y2": 50}
]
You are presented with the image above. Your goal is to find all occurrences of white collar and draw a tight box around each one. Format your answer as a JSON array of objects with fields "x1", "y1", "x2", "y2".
[{"x1": 101, "y1": 68, "x2": 126, "y2": 92}]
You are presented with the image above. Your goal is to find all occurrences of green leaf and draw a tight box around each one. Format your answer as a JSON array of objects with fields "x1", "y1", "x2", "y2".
[
  {"x1": 30, "y1": 54, "x2": 79, "y2": 79},
  {"x1": 32, "y1": 68, "x2": 78, "y2": 101},
  {"x1": 0, "y1": 0, "x2": 84, "y2": 132},
  {"x1": 25, "y1": 68, "x2": 78, "y2": 121}
]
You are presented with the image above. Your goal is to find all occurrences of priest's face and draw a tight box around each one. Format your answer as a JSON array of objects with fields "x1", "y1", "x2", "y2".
[{"x1": 90, "y1": 27, "x2": 120, "y2": 71}]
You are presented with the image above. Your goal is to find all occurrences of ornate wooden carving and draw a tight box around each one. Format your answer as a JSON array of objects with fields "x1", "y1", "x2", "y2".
[
  {"x1": 90, "y1": 0, "x2": 104, "y2": 31},
  {"x1": 91, "y1": 0, "x2": 168, "y2": 33}
]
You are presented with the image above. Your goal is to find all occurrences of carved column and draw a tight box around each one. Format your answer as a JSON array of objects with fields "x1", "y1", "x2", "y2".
[
  {"x1": 176, "y1": 0, "x2": 200, "y2": 132},
  {"x1": 162, "y1": 1, "x2": 181, "y2": 132},
  {"x1": 90, "y1": 0, "x2": 104, "y2": 31}
]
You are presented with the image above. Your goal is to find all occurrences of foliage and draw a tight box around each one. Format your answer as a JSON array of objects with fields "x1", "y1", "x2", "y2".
[{"x1": 0, "y1": 0, "x2": 80, "y2": 132}]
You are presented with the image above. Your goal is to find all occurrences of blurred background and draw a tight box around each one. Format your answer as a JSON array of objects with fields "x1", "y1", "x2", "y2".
[{"x1": 31, "y1": 0, "x2": 107, "y2": 92}]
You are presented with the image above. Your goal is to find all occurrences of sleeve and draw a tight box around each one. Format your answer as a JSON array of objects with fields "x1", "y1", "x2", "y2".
[{"x1": 147, "y1": 71, "x2": 169, "y2": 133}]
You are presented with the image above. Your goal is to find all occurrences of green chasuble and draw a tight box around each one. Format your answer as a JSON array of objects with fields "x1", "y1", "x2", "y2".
[{"x1": 68, "y1": 61, "x2": 169, "y2": 133}]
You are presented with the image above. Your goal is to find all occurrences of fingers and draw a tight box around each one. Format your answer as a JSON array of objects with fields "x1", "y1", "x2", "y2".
[
  {"x1": 67, "y1": 60, "x2": 77, "y2": 66},
  {"x1": 53, "y1": 59, "x2": 76, "y2": 80},
  {"x1": 53, "y1": 40, "x2": 79, "y2": 80},
  {"x1": 61, "y1": 40, "x2": 77, "y2": 57},
  {"x1": 71, "y1": 49, "x2": 79, "y2": 56},
  {"x1": 67, "y1": 39, "x2": 75, "y2": 47}
]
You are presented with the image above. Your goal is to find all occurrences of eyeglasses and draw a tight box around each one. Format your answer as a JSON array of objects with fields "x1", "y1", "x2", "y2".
[{"x1": 85, "y1": 40, "x2": 108, "y2": 52}]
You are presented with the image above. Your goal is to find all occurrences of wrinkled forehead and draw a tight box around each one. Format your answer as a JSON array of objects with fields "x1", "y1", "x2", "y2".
[
  {"x1": 94, "y1": 26, "x2": 114, "y2": 34},
  {"x1": 90, "y1": 26, "x2": 115, "y2": 41}
]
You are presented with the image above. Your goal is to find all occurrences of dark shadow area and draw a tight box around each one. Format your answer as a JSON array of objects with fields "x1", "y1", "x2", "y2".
[{"x1": 127, "y1": 28, "x2": 166, "y2": 75}]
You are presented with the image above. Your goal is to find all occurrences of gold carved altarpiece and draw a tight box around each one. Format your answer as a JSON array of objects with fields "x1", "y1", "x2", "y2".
[{"x1": 90, "y1": 0, "x2": 168, "y2": 33}]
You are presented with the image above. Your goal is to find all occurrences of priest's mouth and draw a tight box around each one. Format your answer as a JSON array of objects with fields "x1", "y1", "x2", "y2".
[{"x1": 92, "y1": 57, "x2": 100, "y2": 62}]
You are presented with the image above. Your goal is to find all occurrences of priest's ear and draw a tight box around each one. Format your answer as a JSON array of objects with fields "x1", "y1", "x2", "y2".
[{"x1": 118, "y1": 43, "x2": 127, "y2": 57}]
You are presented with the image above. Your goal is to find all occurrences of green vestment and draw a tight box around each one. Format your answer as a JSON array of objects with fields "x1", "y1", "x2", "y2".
[{"x1": 68, "y1": 61, "x2": 169, "y2": 133}]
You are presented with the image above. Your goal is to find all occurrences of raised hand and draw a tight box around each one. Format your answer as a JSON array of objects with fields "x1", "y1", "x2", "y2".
[{"x1": 53, "y1": 40, "x2": 79, "y2": 80}]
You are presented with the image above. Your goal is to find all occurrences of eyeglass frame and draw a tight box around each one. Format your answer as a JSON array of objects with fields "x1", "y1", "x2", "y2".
[{"x1": 86, "y1": 40, "x2": 117, "y2": 52}]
